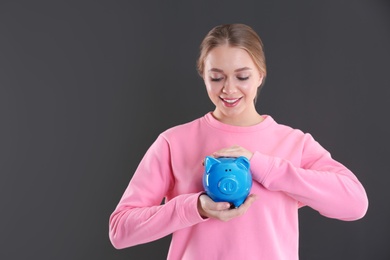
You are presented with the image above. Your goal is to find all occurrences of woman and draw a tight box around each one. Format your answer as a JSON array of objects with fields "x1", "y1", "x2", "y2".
[{"x1": 109, "y1": 24, "x2": 368, "y2": 259}]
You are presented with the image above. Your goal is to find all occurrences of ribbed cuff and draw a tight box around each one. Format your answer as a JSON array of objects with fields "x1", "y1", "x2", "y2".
[
  {"x1": 250, "y1": 151, "x2": 275, "y2": 185},
  {"x1": 178, "y1": 192, "x2": 209, "y2": 226}
]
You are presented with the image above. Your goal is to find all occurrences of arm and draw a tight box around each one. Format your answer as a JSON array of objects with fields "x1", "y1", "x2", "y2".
[
  {"x1": 109, "y1": 135, "x2": 205, "y2": 249},
  {"x1": 250, "y1": 134, "x2": 368, "y2": 221}
]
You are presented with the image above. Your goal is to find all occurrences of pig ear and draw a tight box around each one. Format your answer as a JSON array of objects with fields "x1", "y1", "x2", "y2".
[
  {"x1": 236, "y1": 156, "x2": 250, "y2": 170},
  {"x1": 204, "y1": 156, "x2": 220, "y2": 173}
]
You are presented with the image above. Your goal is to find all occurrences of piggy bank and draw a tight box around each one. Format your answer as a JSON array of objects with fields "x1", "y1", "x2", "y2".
[{"x1": 202, "y1": 156, "x2": 252, "y2": 208}]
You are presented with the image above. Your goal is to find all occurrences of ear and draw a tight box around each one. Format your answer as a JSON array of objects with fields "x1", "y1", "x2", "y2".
[
  {"x1": 204, "y1": 156, "x2": 220, "y2": 173},
  {"x1": 235, "y1": 156, "x2": 250, "y2": 170},
  {"x1": 257, "y1": 74, "x2": 264, "y2": 88}
]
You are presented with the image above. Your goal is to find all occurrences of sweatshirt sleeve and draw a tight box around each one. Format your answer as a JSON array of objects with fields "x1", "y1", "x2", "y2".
[
  {"x1": 250, "y1": 134, "x2": 368, "y2": 221},
  {"x1": 109, "y1": 135, "x2": 206, "y2": 249}
]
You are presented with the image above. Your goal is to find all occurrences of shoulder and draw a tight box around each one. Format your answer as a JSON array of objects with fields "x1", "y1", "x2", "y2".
[
  {"x1": 160, "y1": 115, "x2": 205, "y2": 140},
  {"x1": 267, "y1": 116, "x2": 306, "y2": 135},
  {"x1": 266, "y1": 116, "x2": 318, "y2": 145}
]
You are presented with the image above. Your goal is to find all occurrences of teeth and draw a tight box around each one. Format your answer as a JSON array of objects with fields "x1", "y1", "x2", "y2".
[{"x1": 223, "y1": 98, "x2": 239, "y2": 104}]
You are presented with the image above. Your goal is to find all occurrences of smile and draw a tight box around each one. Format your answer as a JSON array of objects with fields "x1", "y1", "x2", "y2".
[{"x1": 220, "y1": 97, "x2": 242, "y2": 107}]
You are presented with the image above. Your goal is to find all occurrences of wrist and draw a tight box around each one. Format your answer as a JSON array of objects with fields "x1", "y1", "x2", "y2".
[{"x1": 197, "y1": 193, "x2": 208, "y2": 219}]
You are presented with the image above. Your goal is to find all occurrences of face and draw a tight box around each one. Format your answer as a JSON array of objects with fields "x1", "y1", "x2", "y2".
[{"x1": 203, "y1": 45, "x2": 264, "y2": 126}]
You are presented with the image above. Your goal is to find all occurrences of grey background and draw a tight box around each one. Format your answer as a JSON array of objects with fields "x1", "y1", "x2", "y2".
[{"x1": 1, "y1": 0, "x2": 389, "y2": 259}]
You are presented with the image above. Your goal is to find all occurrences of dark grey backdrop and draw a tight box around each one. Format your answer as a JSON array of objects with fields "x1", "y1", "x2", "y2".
[{"x1": 1, "y1": 1, "x2": 389, "y2": 259}]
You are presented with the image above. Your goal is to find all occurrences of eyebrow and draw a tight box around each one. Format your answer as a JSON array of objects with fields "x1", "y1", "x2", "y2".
[{"x1": 208, "y1": 67, "x2": 252, "y2": 73}]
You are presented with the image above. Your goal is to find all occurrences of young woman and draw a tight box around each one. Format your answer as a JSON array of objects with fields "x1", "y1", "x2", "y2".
[{"x1": 109, "y1": 24, "x2": 368, "y2": 260}]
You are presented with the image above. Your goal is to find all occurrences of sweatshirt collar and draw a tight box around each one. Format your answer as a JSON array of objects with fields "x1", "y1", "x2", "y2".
[{"x1": 203, "y1": 112, "x2": 274, "y2": 133}]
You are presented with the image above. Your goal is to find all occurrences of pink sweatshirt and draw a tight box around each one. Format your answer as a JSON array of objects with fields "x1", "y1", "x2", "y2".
[{"x1": 109, "y1": 113, "x2": 368, "y2": 259}]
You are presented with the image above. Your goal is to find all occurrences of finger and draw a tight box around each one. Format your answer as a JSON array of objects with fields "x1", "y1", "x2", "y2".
[
  {"x1": 213, "y1": 145, "x2": 244, "y2": 156},
  {"x1": 213, "y1": 201, "x2": 232, "y2": 211},
  {"x1": 204, "y1": 197, "x2": 231, "y2": 211},
  {"x1": 213, "y1": 149, "x2": 240, "y2": 157},
  {"x1": 200, "y1": 194, "x2": 230, "y2": 211},
  {"x1": 240, "y1": 194, "x2": 258, "y2": 210},
  {"x1": 232, "y1": 194, "x2": 257, "y2": 213},
  {"x1": 214, "y1": 194, "x2": 258, "y2": 221},
  {"x1": 213, "y1": 150, "x2": 251, "y2": 159}
]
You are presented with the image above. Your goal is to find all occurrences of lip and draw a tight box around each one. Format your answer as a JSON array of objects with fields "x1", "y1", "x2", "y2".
[{"x1": 220, "y1": 97, "x2": 242, "y2": 107}]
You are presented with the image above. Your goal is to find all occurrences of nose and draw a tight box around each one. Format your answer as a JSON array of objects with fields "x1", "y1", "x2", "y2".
[
  {"x1": 218, "y1": 178, "x2": 238, "y2": 195},
  {"x1": 222, "y1": 77, "x2": 237, "y2": 94}
]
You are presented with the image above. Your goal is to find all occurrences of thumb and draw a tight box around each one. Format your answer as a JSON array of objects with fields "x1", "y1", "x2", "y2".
[{"x1": 212, "y1": 201, "x2": 232, "y2": 211}]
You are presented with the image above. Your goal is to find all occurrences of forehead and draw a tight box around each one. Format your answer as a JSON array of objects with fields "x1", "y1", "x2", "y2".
[{"x1": 204, "y1": 45, "x2": 256, "y2": 72}]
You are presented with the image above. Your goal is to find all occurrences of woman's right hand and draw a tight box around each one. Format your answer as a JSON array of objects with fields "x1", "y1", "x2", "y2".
[{"x1": 197, "y1": 194, "x2": 257, "y2": 222}]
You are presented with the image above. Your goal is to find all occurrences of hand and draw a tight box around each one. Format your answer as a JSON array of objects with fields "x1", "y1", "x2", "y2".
[
  {"x1": 212, "y1": 145, "x2": 254, "y2": 160},
  {"x1": 197, "y1": 194, "x2": 257, "y2": 222}
]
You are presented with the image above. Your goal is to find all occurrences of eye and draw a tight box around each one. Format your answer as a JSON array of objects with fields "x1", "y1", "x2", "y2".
[
  {"x1": 237, "y1": 76, "x2": 249, "y2": 81},
  {"x1": 210, "y1": 77, "x2": 223, "y2": 82}
]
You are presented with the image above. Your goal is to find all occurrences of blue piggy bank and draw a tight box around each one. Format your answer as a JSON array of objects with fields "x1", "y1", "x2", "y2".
[{"x1": 202, "y1": 156, "x2": 252, "y2": 208}]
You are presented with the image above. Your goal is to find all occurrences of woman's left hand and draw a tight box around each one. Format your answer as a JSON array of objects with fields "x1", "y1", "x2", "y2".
[{"x1": 212, "y1": 145, "x2": 254, "y2": 160}]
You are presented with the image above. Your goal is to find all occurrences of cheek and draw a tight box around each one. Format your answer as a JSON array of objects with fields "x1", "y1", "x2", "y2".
[
  {"x1": 205, "y1": 81, "x2": 223, "y2": 95},
  {"x1": 240, "y1": 82, "x2": 258, "y2": 95}
]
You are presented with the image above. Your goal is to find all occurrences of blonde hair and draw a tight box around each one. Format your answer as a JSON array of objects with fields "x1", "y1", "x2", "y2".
[{"x1": 197, "y1": 24, "x2": 267, "y2": 84}]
